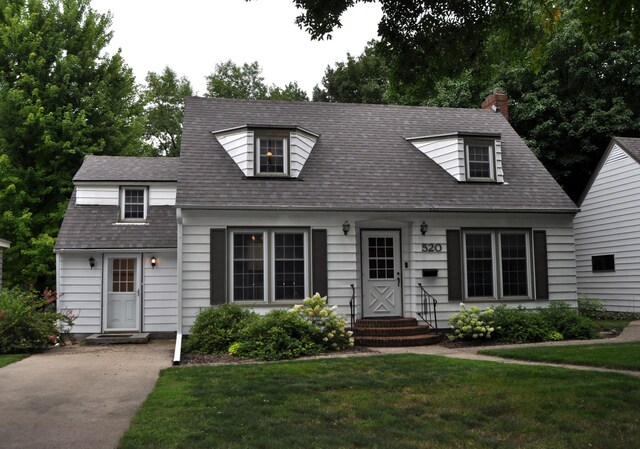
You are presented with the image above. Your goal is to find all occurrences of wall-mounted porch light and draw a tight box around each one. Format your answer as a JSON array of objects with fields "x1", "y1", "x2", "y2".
[
  {"x1": 420, "y1": 222, "x2": 429, "y2": 236},
  {"x1": 89, "y1": 256, "x2": 95, "y2": 270},
  {"x1": 150, "y1": 256, "x2": 157, "y2": 269},
  {"x1": 342, "y1": 221, "x2": 351, "y2": 235}
]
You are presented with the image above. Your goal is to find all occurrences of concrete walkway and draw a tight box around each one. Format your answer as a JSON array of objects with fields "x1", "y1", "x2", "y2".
[
  {"x1": 0, "y1": 340, "x2": 174, "y2": 449},
  {"x1": 374, "y1": 320, "x2": 640, "y2": 378}
]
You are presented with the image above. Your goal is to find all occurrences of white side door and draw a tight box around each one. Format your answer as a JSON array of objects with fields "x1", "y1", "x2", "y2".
[
  {"x1": 104, "y1": 255, "x2": 141, "y2": 331},
  {"x1": 361, "y1": 230, "x2": 403, "y2": 317}
]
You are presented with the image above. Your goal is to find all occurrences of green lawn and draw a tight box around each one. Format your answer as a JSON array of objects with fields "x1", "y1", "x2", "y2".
[
  {"x1": 119, "y1": 354, "x2": 640, "y2": 449},
  {"x1": 0, "y1": 354, "x2": 27, "y2": 368},
  {"x1": 480, "y1": 342, "x2": 640, "y2": 371}
]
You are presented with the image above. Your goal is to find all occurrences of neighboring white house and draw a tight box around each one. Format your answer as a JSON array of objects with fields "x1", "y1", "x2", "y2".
[
  {"x1": 574, "y1": 137, "x2": 640, "y2": 312},
  {"x1": 0, "y1": 238, "x2": 10, "y2": 287},
  {"x1": 55, "y1": 95, "x2": 579, "y2": 337}
]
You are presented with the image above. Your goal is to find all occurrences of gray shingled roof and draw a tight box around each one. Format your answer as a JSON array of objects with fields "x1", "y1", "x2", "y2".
[
  {"x1": 55, "y1": 191, "x2": 176, "y2": 250},
  {"x1": 74, "y1": 156, "x2": 178, "y2": 182},
  {"x1": 615, "y1": 137, "x2": 640, "y2": 162},
  {"x1": 177, "y1": 97, "x2": 577, "y2": 212}
]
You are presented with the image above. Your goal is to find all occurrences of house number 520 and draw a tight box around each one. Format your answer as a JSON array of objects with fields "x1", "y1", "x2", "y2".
[{"x1": 422, "y1": 243, "x2": 442, "y2": 252}]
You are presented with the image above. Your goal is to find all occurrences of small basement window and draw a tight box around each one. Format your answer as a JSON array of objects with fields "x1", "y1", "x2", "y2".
[
  {"x1": 255, "y1": 132, "x2": 289, "y2": 176},
  {"x1": 120, "y1": 187, "x2": 147, "y2": 221},
  {"x1": 592, "y1": 254, "x2": 615, "y2": 273},
  {"x1": 465, "y1": 139, "x2": 495, "y2": 181}
]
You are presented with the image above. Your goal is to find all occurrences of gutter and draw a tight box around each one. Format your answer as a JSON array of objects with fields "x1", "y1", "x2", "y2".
[
  {"x1": 175, "y1": 204, "x2": 580, "y2": 214},
  {"x1": 174, "y1": 207, "x2": 184, "y2": 365}
]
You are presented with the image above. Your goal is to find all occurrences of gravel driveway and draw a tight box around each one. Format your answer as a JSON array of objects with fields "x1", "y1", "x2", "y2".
[{"x1": 0, "y1": 340, "x2": 174, "y2": 449}]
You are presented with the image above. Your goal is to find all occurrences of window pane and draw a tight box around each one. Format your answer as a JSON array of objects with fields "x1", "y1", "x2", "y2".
[
  {"x1": 274, "y1": 232, "x2": 305, "y2": 300},
  {"x1": 592, "y1": 254, "x2": 615, "y2": 272},
  {"x1": 368, "y1": 236, "x2": 395, "y2": 280},
  {"x1": 259, "y1": 138, "x2": 285, "y2": 173},
  {"x1": 233, "y1": 233, "x2": 264, "y2": 300},
  {"x1": 501, "y1": 233, "x2": 528, "y2": 296},
  {"x1": 465, "y1": 233, "x2": 493, "y2": 297},
  {"x1": 123, "y1": 188, "x2": 145, "y2": 219},
  {"x1": 468, "y1": 146, "x2": 491, "y2": 178}
]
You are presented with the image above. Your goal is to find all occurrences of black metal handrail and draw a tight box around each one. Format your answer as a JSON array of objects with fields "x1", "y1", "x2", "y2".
[
  {"x1": 348, "y1": 284, "x2": 355, "y2": 329},
  {"x1": 417, "y1": 283, "x2": 438, "y2": 330}
]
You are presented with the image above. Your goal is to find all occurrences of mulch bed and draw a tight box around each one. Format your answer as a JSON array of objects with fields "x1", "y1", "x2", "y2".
[{"x1": 180, "y1": 346, "x2": 375, "y2": 366}]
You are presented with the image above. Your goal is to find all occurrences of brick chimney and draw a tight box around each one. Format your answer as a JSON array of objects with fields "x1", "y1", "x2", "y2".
[{"x1": 481, "y1": 88, "x2": 509, "y2": 121}]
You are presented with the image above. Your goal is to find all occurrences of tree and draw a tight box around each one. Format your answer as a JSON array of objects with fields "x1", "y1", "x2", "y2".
[
  {"x1": 0, "y1": 0, "x2": 144, "y2": 289},
  {"x1": 205, "y1": 60, "x2": 308, "y2": 101},
  {"x1": 313, "y1": 41, "x2": 391, "y2": 104},
  {"x1": 140, "y1": 67, "x2": 193, "y2": 157}
]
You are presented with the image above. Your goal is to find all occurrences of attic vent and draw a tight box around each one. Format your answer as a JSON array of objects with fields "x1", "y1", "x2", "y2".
[{"x1": 605, "y1": 145, "x2": 628, "y2": 165}]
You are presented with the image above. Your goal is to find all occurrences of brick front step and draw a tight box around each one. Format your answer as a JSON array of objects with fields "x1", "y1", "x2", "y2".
[
  {"x1": 354, "y1": 317, "x2": 418, "y2": 328},
  {"x1": 354, "y1": 326, "x2": 432, "y2": 337},
  {"x1": 355, "y1": 333, "x2": 443, "y2": 347}
]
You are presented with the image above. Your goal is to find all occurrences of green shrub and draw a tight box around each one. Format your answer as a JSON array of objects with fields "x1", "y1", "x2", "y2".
[
  {"x1": 185, "y1": 305, "x2": 257, "y2": 354},
  {"x1": 229, "y1": 309, "x2": 323, "y2": 361},
  {"x1": 577, "y1": 296, "x2": 640, "y2": 321},
  {"x1": 447, "y1": 305, "x2": 496, "y2": 341},
  {"x1": 0, "y1": 288, "x2": 75, "y2": 353},
  {"x1": 492, "y1": 306, "x2": 554, "y2": 343},
  {"x1": 291, "y1": 293, "x2": 354, "y2": 350},
  {"x1": 540, "y1": 301, "x2": 597, "y2": 340}
]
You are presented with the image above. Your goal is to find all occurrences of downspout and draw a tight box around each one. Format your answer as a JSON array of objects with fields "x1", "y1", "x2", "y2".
[{"x1": 173, "y1": 207, "x2": 183, "y2": 365}]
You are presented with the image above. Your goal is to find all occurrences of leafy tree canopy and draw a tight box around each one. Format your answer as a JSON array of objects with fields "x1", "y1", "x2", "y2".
[
  {"x1": 205, "y1": 60, "x2": 308, "y2": 101},
  {"x1": 0, "y1": 0, "x2": 144, "y2": 289},
  {"x1": 140, "y1": 66, "x2": 193, "y2": 157}
]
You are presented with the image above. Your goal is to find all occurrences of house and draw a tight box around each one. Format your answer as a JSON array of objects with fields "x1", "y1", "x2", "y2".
[
  {"x1": 0, "y1": 238, "x2": 9, "y2": 287},
  {"x1": 574, "y1": 137, "x2": 640, "y2": 312},
  {"x1": 55, "y1": 94, "x2": 578, "y2": 339}
]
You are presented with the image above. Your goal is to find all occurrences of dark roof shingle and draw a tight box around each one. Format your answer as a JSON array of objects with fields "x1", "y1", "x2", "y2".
[
  {"x1": 55, "y1": 191, "x2": 176, "y2": 250},
  {"x1": 177, "y1": 97, "x2": 576, "y2": 212},
  {"x1": 615, "y1": 137, "x2": 640, "y2": 162},
  {"x1": 74, "y1": 156, "x2": 178, "y2": 182}
]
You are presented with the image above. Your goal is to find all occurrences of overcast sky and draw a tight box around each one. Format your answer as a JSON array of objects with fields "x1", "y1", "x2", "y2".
[{"x1": 90, "y1": 0, "x2": 383, "y2": 97}]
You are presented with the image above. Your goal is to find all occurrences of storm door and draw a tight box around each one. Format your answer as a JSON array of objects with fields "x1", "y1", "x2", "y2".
[{"x1": 361, "y1": 230, "x2": 403, "y2": 317}]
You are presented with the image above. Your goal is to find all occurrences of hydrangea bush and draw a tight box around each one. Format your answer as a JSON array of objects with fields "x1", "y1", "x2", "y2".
[
  {"x1": 448, "y1": 304, "x2": 496, "y2": 341},
  {"x1": 291, "y1": 293, "x2": 354, "y2": 350}
]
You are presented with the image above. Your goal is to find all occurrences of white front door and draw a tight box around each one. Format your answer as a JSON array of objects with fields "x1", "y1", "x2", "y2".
[
  {"x1": 104, "y1": 255, "x2": 141, "y2": 331},
  {"x1": 361, "y1": 230, "x2": 403, "y2": 317}
]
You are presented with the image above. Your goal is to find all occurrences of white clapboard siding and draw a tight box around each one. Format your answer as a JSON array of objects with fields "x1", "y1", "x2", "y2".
[
  {"x1": 180, "y1": 210, "x2": 576, "y2": 333},
  {"x1": 76, "y1": 183, "x2": 176, "y2": 206},
  {"x1": 214, "y1": 129, "x2": 254, "y2": 176},
  {"x1": 289, "y1": 132, "x2": 318, "y2": 178},
  {"x1": 148, "y1": 184, "x2": 177, "y2": 206},
  {"x1": 409, "y1": 137, "x2": 464, "y2": 181},
  {"x1": 575, "y1": 143, "x2": 640, "y2": 312},
  {"x1": 58, "y1": 250, "x2": 178, "y2": 334},
  {"x1": 494, "y1": 139, "x2": 505, "y2": 183},
  {"x1": 142, "y1": 251, "x2": 177, "y2": 332},
  {"x1": 57, "y1": 253, "x2": 103, "y2": 334},
  {"x1": 75, "y1": 185, "x2": 119, "y2": 205}
]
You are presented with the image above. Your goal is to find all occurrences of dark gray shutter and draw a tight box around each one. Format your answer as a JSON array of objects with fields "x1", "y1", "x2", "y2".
[
  {"x1": 533, "y1": 230, "x2": 549, "y2": 300},
  {"x1": 446, "y1": 230, "x2": 463, "y2": 301},
  {"x1": 210, "y1": 229, "x2": 227, "y2": 305},
  {"x1": 311, "y1": 229, "x2": 328, "y2": 297}
]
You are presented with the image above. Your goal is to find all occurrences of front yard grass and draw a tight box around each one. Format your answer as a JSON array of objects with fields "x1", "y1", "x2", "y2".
[
  {"x1": 480, "y1": 342, "x2": 640, "y2": 371},
  {"x1": 118, "y1": 354, "x2": 640, "y2": 449},
  {"x1": 0, "y1": 354, "x2": 27, "y2": 368}
]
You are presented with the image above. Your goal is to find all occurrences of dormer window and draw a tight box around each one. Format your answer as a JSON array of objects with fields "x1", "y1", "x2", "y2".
[
  {"x1": 257, "y1": 136, "x2": 287, "y2": 175},
  {"x1": 120, "y1": 187, "x2": 147, "y2": 221},
  {"x1": 465, "y1": 139, "x2": 495, "y2": 181}
]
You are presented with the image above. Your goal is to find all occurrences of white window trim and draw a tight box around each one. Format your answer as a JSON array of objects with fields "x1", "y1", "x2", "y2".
[
  {"x1": 463, "y1": 230, "x2": 533, "y2": 300},
  {"x1": 255, "y1": 136, "x2": 289, "y2": 176},
  {"x1": 228, "y1": 228, "x2": 309, "y2": 303},
  {"x1": 465, "y1": 140, "x2": 495, "y2": 181},
  {"x1": 119, "y1": 186, "x2": 148, "y2": 222},
  {"x1": 497, "y1": 231, "x2": 532, "y2": 299}
]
